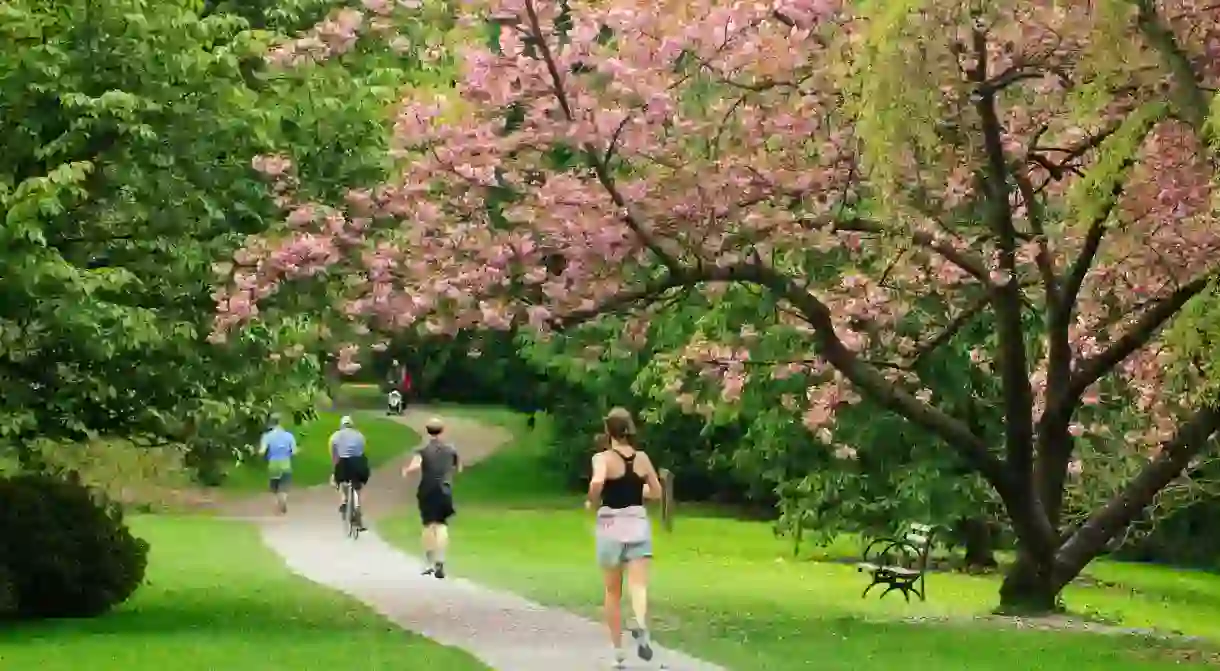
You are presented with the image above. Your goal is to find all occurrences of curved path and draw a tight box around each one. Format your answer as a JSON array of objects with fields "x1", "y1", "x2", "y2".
[{"x1": 223, "y1": 406, "x2": 726, "y2": 671}]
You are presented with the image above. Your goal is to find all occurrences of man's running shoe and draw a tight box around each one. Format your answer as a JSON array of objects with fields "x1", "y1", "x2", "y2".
[
  {"x1": 434, "y1": 562, "x2": 446, "y2": 579},
  {"x1": 630, "y1": 627, "x2": 653, "y2": 661}
]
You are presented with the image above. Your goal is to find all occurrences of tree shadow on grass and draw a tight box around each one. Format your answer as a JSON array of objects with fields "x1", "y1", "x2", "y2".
[{"x1": 0, "y1": 585, "x2": 381, "y2": 640}]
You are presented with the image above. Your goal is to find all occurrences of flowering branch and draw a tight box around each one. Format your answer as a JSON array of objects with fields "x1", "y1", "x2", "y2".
[
  {"x1": 1066, "y1": 271, "x2": 1218, "y2": 403},
  {"x1": 1054, "y1": 403, "x2": 1220, "y2": 584}
]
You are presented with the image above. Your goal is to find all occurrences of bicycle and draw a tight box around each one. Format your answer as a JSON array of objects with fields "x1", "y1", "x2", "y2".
[{"x1": 340, "y1": 481, "x2": 362, "y2": 539}]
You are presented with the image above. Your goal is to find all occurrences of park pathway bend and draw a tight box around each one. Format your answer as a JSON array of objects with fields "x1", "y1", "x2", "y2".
[{"x1": 229, "y1": 406, "x2": 727, "y2": 671}]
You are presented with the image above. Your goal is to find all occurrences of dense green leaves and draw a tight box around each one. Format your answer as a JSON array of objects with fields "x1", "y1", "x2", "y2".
[{"x1": 0, "y1": 0, "x2": 403, "y2": 471}]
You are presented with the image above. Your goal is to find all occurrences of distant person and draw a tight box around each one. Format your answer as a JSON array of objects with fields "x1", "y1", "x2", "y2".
[
  {"x1": 385, "y1": 359, "x2": 413, "y2": 407},
  {"x1": 259, "y1": 413, "x2": 297, "y2": 515},
  {"x1": 330, "y1": 415, "x2": 370, "y2": 530},
  {"x1": 402, "y1": 417, "x2": 461, "y2": 578},
  {"x1": 587, "y1": 407, "x2": 663, "y2": 668},
  {"x1": 399, "y1": 366, "x2": 413, "y2": 406}
]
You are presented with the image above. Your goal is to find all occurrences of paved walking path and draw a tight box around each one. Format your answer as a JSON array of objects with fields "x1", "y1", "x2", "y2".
[{"x1": 224, "y1": 407, "x2": 727, "y2": 671}]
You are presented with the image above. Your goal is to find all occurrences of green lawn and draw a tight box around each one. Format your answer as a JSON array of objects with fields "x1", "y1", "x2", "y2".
[
  {"x1": 334, "y1": 383, "x2": 384, "y2": 409},
  {"x1": 0, "y1": 516, "x2": 487, "y2": 670},
  {"x1": 222, "y1": 411, "x2": 419, "y2": 492},
  {"x1": 379, "y1": 408, "x2": 1220, "y2": 671}
]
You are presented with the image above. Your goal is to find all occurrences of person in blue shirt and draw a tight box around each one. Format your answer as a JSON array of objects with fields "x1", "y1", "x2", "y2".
[
  {"x1": 259, "y1": 413, "x2": 298, "y2": 514},
  {"x1": 330, "y1": 415, "x2": 370, "y2": 530}
]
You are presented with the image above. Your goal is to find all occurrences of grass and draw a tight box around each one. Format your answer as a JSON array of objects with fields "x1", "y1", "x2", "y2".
[
  {"x1": 221, "y1": 411, "x2": 419, "y2": 492},
  {"x1": 379, "y1": 407, "x2": 1220, "y2": 671},
  {"x1": 333, "y1": 382, "x2": 386, "y2": 409},
  {"x1": 0, "y1": 516, "x2": 488, "y2": 671},
  {"x1": 0, "y1": 440, "x2": 195, "y2": 510}
]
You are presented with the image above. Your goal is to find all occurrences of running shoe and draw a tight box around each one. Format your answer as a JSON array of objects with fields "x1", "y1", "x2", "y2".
[{"x1": 630, "y1": 627, "x2": 653, "y2": 661}]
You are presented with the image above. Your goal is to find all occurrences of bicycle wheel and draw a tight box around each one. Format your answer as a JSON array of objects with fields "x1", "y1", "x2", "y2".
[
  {"x1": 347, "y1": 487, "x2": 361, "y2": 539},
  {"x1": 341, "y1": 484, "x2": 354, "y2": 537}
]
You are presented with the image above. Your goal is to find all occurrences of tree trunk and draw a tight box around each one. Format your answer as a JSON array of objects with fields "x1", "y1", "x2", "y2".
[
  {"x1": 957, "y1": 516, "x2": 999, "y2": 570},
  {"x1": 997, "y1": 551, "x2": 1062, "y2": 615}
]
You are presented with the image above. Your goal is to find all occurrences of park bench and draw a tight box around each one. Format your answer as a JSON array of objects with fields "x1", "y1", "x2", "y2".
[{"x1": 857, "y1": 522, "x2": 934, "y2": 602}]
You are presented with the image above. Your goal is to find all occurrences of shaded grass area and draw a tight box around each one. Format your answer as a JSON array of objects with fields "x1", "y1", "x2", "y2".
[
  {"x1": 0, "y1": 516, "x2": 487, "y2": 670},
  {"x1": 221, "y1": 411, "x2": 419, "y2": 492},
  {"x1": 379, "y1": 406, "x2": 1220, "y2": 671},
  {"x1": 1, "y1": 440, "x2": 200, "y2": 511},
  {"x1": 333, "y1": 382, "x2": 385, "y2": 409}
]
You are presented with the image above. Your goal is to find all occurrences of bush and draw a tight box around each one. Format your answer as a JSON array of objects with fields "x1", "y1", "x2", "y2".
[{"x1": 0, "y1": 471, "x2": 149, "y2": 620}]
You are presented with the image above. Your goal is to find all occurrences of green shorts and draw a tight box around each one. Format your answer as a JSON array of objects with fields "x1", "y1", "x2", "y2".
[{"x1": 268, "y1": 459, "x2": 292, "y2": 492}]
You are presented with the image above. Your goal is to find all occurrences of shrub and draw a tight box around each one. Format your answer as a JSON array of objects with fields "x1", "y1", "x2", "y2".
[{"x1": 0, "y1": 471, "x2": 149, "y2": 620}]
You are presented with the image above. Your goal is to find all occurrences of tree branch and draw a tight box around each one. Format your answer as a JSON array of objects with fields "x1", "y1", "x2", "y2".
[
  {"x1": 748, "y1": 263, "x2": 1010, "y2": 488},
  {"x1": 1028, "y1": 120, "x2": 1124, "y2": 181},
  {"x1": 1012, "y1": 168, "x2": 1057, "y2": 294},
  {"x1": 548, "y1": 264, "x2": 748, "y2": 331},
  {"x1": 1053, "y1": 403, "x2": 1220, "y2": 586},
  {"x1": 520, "y1": 0, "x2": 681, "y2": 272},
  {"x1": 970, "y1": 21, "x2": 1038, "y2": 490},
  {"x1": 910, "y1": 294, "x2": 990, "y2": 368},
  {"x1": 1066, "y1": 272, "x2": 1217, "y2": 402},
  {"x1": 1132, "y1": 0, "x2": 1210, "y2": 134},
  {"x1": 825, "y1": 217, "x2": 993, "y2": 284}
]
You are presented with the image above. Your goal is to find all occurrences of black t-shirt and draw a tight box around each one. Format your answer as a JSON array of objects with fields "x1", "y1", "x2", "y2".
[{"x1": 417, "y1": 438, "x2": 459, "y2": 491}]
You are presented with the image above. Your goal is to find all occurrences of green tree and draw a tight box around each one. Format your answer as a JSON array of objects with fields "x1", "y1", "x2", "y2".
[{"x1": 0, "y1": 0, "x2": 405, "y2": 471}]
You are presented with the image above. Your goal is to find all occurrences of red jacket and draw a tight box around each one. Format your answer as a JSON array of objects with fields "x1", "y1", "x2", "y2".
[{"x1": 400, "y1": 370, "x2": 412, "y2": 393}]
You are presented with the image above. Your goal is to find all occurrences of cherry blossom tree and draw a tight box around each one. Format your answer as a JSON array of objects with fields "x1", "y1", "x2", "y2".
[{"x1": 218, "y1": 0, "x2": 1220, "y2": 611}]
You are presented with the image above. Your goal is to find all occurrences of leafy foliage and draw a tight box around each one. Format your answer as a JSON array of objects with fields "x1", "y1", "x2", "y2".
[
  {"x1": 219, "y1": 0, "x2": 1220, "y2": 611},
  {"x1": 0, "y1": 471, "x2": 149, "y2": 620},
  {"x1": 0, "y1": 0, "x2": 415, "y2": 475}
]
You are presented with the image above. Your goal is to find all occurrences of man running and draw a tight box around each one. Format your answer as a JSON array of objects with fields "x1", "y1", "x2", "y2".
[
  {"x1": 402, "y1": 417, "x2": 461, "y2": 579},
  {"x1": 259, "y1": 413, "x2": 297, "y2": 515},
  {"x1": 330, "y1": 415, "x2": 371, "y2": 531}
]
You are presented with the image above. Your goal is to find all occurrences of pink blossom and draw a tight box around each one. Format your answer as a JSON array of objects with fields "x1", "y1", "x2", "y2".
[
  {"x1": 336, "y1": 343, "x2": 362, "y2": 374},
  {"x1": 832, "y1": 444, "x2": 858, "y2": 461},
  {"x1": 721, "y1": 372, "x2": 747, "y2": 402},
  {"x1": 215, "y1": 0, "x2": 1220, "y2": 473}
]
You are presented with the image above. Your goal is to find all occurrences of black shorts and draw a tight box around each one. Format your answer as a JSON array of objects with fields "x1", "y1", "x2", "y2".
[
  {"x1": 418, "y1": 483, "x2": 455, "y2": 525},
  {"x1": 333, "y1": 455, "x2": 371, "y2": 489}
]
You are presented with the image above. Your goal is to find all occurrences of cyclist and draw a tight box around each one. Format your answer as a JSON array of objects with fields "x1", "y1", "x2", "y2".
[
  {"x1": 330, "y1": 415, "x2": 371, "y2": 531},
  {"x1": 259, "y1": 413, "x2": 297, "y2": 515},
  {"x1": 402, "y1": 417, "x2": 461, "y2": 578}
]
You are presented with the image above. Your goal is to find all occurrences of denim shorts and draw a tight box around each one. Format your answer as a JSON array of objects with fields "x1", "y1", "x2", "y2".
[
  {"x1": 596, "y1": 536, "x2": 653, "y2": 568},
  {"x1": 594, "y1": 507, "x2": 653, "y2": 568}
]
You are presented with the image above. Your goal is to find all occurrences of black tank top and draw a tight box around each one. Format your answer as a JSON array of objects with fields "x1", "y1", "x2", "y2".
[{"x1": 601, "y1": 449, "x2": 645, "y2": 509}]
